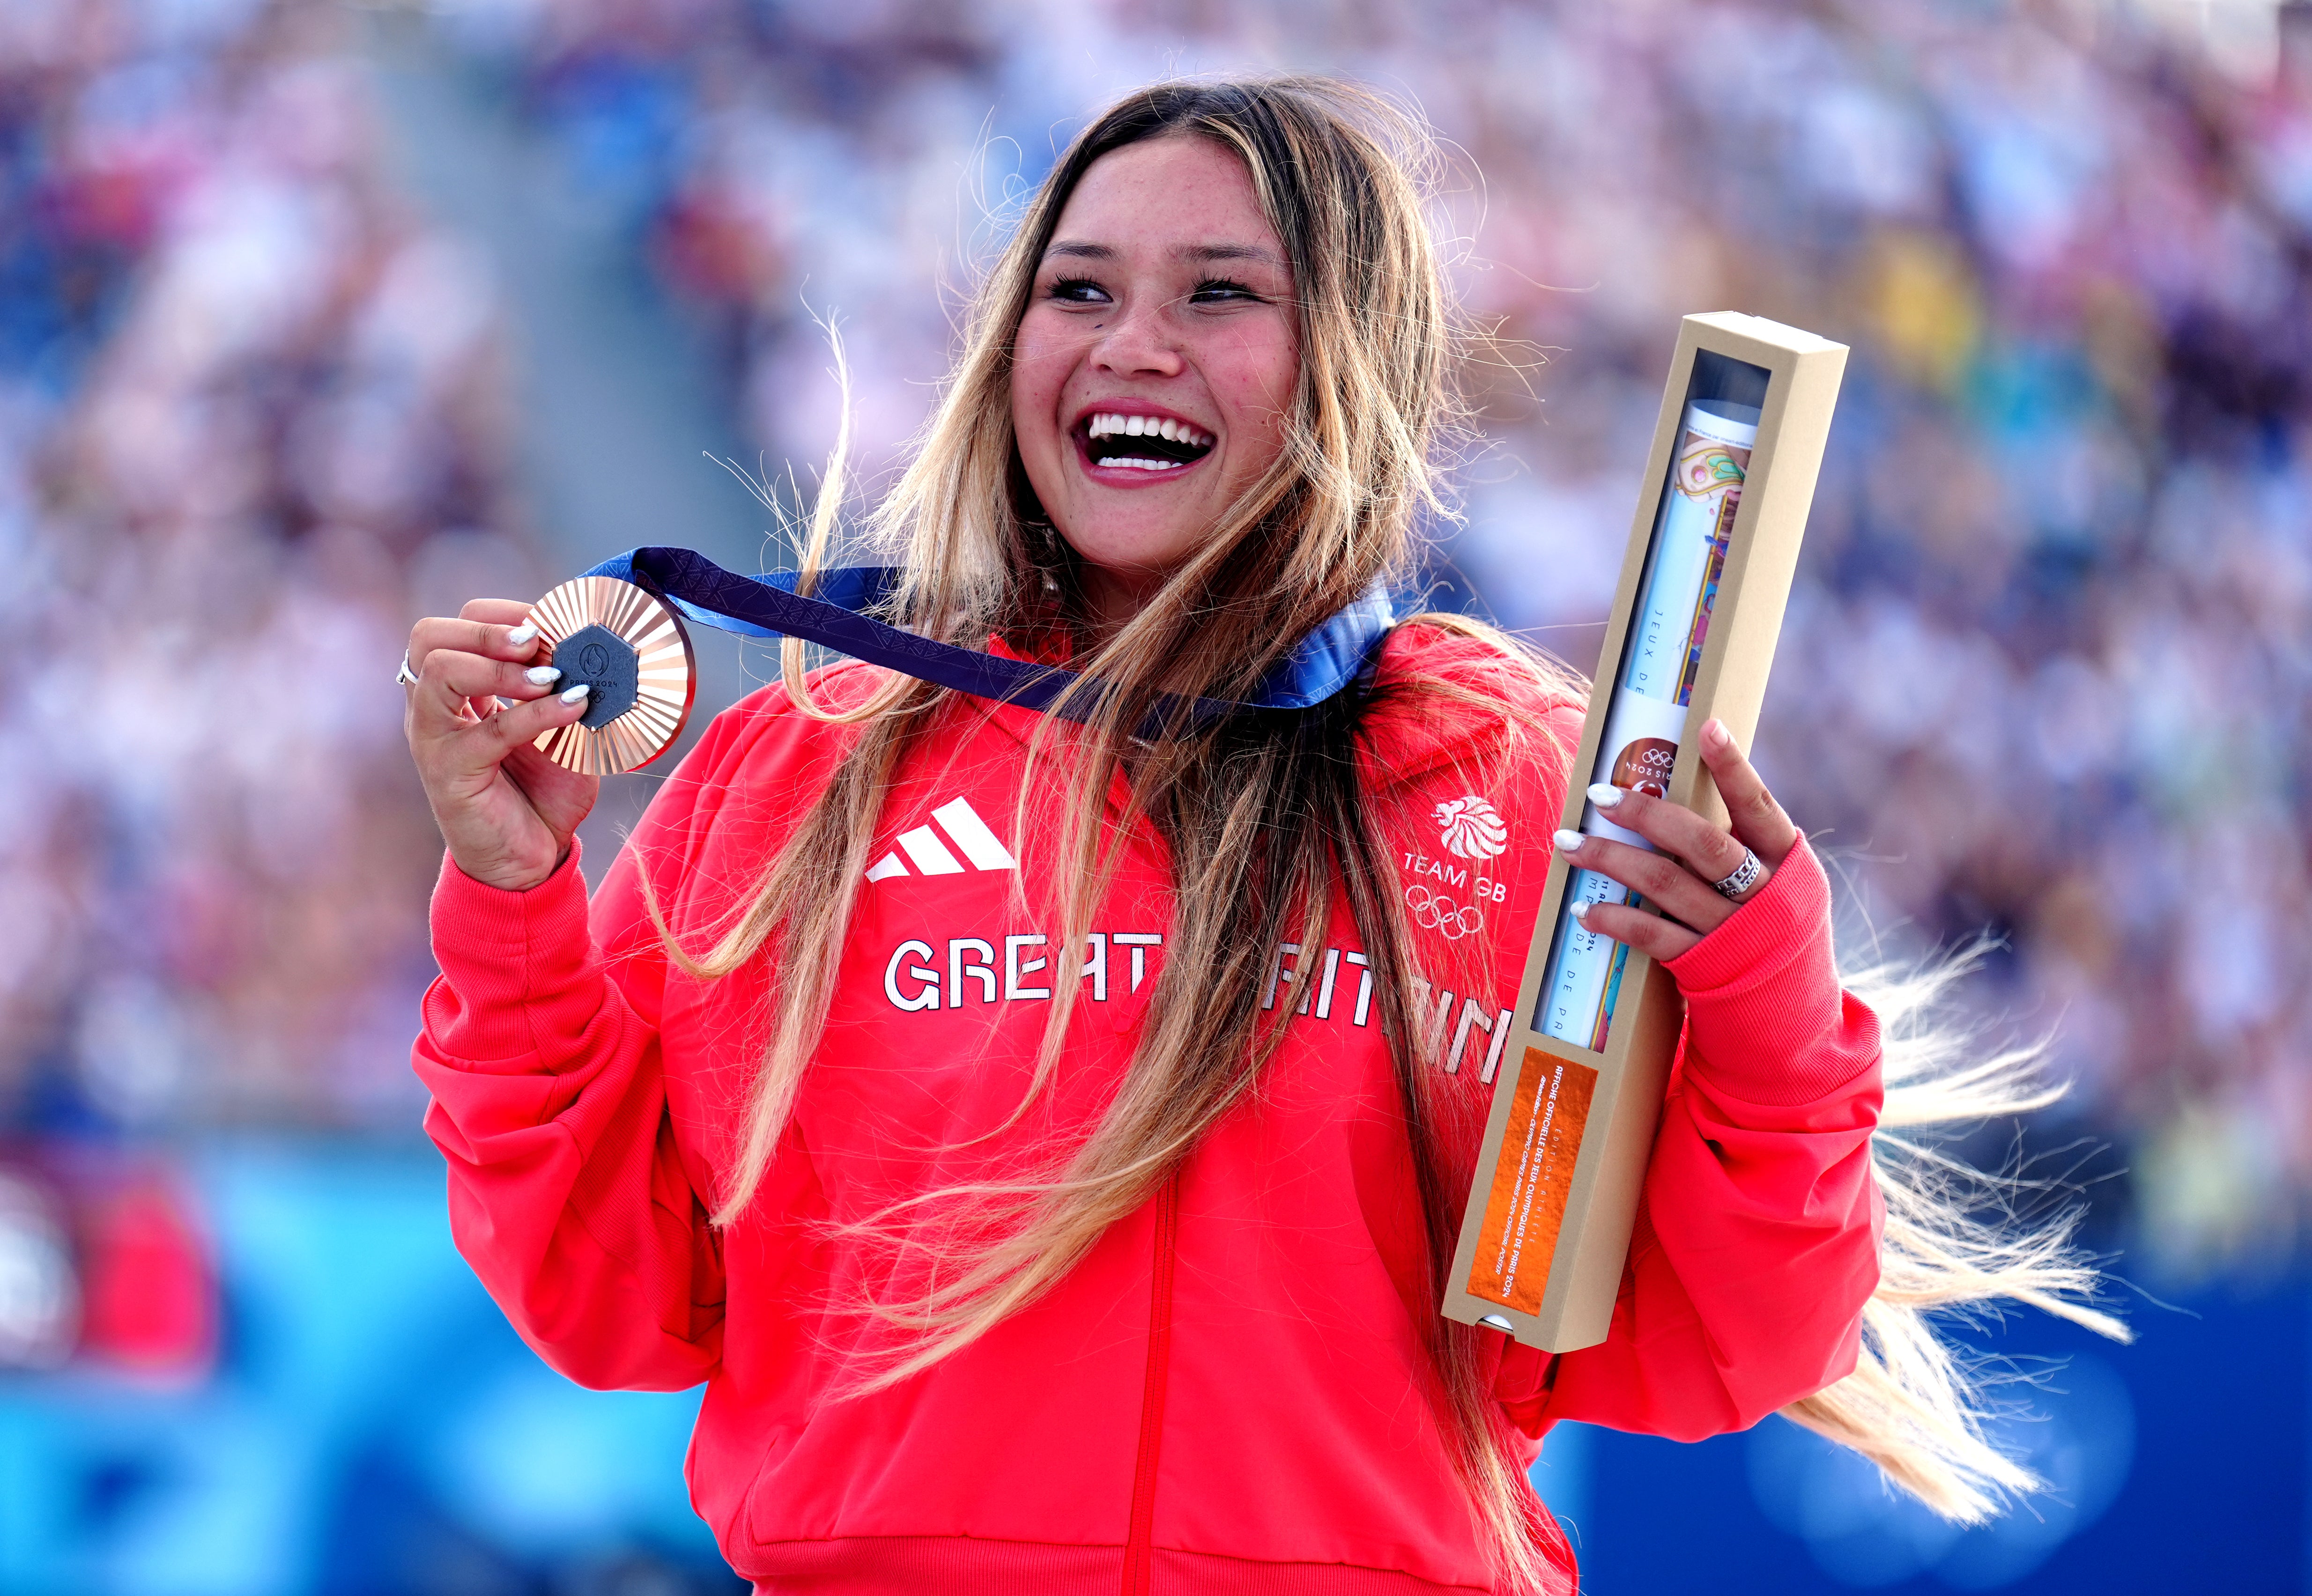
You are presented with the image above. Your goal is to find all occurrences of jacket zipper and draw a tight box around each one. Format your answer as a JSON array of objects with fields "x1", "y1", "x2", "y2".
[{"x1": 1121, "y1": 1169, "x2": 1182, "y2": 1596}]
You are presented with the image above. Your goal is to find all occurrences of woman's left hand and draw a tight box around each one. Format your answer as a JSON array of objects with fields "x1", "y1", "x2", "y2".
[{"x1": 1554, "y1": 718, "x2": 1799, "y2": 963}]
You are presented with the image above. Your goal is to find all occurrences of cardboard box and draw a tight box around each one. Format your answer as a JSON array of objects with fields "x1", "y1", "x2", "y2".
[{"x1": 1442, "y1": 312, "x2": 1849, "y2": 1352}]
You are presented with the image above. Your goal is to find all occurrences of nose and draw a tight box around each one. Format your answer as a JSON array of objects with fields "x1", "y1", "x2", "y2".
[{"x1": 1089, "y1": 293, "x2": 1185, "y2": 379}]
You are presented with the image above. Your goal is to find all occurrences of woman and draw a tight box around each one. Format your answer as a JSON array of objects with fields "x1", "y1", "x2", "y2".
[{"x1": 402, "y1": 78, "x2": 2111, "y2": 1595}]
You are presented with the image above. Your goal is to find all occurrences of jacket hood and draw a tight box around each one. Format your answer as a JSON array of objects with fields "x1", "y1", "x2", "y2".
[{"x1": 1356, "y1": 623, "x2": 1586, "y2": 797}]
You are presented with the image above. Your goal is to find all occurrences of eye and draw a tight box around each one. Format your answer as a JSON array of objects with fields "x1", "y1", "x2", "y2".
[
  {"x1": 1045, "y1": 276, "x2": 1110, "y2": 304},
  {"x1": 1189, "y1": 277, "x2": 1263, "y2": 304}
]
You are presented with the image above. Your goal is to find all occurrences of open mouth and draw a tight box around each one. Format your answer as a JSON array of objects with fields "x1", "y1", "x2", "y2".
[{"x1": 1076, "y1": 411, "x2": 1215, "y2": 473}]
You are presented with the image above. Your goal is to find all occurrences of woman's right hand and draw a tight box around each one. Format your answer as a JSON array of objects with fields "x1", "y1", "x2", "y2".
[{"x1": 403, "y1": 598, "x2": 600, "y2": 892}]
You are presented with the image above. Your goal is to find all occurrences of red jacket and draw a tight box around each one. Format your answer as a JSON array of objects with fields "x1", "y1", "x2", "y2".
[{"x1": 415, "y1": 625, "x2": 1882, "y2": 1595}]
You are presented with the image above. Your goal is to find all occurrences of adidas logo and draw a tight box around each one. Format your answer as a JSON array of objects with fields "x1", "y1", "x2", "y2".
[{"x1": 866, "y1": 797, "x2": 1017, "y2": 881}]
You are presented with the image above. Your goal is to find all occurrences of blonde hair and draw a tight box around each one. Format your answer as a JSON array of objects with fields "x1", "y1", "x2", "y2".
[
  {"x1": 1787, "y1": 941, "x2": 2128, "y2": 1520},
  {"x1": 648, "y1": 74, "x2": 2122, "y2": 1589}
]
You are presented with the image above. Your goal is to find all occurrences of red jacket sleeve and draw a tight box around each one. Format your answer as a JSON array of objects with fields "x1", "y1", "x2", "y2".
[
  {"x1": 412, "y1": 711, "x2": 755, "y2": 1393},
  {"x1": 1499, "y1": 834, "x2": 1883, "y2": 1439}
]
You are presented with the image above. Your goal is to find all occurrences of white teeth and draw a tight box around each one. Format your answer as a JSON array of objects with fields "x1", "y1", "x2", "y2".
[
  {"x1": 1083, "y1": 413, "x2": 1212, "y2": 448},
  {"x1": 1092, "y1": 456, "x2": 1183, "y2": 470}
]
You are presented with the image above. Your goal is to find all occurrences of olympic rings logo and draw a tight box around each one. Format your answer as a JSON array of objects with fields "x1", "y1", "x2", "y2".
[{"x1": 1405, "y1": 884, "x2": 1483, "y2": 939}]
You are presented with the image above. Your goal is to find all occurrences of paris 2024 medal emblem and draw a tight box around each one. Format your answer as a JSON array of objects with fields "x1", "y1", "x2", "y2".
[
  {"x1": 1609, "y1": 736, "x2": 1679, "y2": 800},
  {"x1": 526, "y1": 575, "x2": 697, "y2": 775}
]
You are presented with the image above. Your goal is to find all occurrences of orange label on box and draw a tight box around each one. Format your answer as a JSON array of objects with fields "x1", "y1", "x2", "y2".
[{"x1": 1467, "y1": 1048, "x2": 1597, "y2": 1314}]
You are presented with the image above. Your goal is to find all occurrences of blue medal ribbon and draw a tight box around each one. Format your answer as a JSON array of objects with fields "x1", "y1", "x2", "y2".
[{"x1": 582, "y1": 546, "x2": 1395, "y2": 724}]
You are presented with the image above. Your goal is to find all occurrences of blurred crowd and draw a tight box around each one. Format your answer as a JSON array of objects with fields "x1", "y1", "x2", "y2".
[
  {"x1": 4, "y1": 0, "x2": 2310, "y2": 1295},
  {"x1": 0, "y1": 0, "x2": 541, "y2": 1153}
]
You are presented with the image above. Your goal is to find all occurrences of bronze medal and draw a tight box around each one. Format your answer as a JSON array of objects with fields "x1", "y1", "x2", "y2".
[{"x1": 525, "y1": 575, "x2": 696, "y2": 775}]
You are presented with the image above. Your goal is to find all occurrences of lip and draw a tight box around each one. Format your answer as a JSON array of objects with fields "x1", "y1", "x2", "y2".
[{"x1": 1067, "y1": 399, "x2": 1216, "y2": 488}]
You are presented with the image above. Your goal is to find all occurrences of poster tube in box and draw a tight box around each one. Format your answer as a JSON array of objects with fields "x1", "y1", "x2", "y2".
[
  {"x1": 1537, "y1": 397, "x2": 1756, "y2": 1052},
  {"x1": 1440, "y1": 314, "x2": 1848, "y2": 1352}
]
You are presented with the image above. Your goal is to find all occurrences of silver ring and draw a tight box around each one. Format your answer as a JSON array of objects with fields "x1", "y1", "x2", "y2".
[
  {"x1": 395, "y1": 652, "x2": 420, "y2": 687},
  {"x1": 1712, "y1": 848, "x2": 1764, "y2": 900}
]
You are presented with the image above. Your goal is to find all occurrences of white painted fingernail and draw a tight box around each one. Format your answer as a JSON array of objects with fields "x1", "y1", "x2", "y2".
[
  {"x1": 508, "y1": 621, "x2": 539, "y2": 646},
  {"x1": 1569, "y1": 898, "x2": 1591, "y2": 923},
  {"x1": 1553, "y1": 829, "x2": 1584, "y2": 854},
  {"x1": 559, "y1": 683, "x2": 591, "y2": 704},
  {"x1": 525, "y1": 665, "x2": 562, "y2": 685},
  {"x1": 1587, "y1": 783, "x2": 1625, "y2": 809}
]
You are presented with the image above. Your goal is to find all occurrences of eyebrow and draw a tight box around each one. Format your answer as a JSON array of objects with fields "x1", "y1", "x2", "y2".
[
  {"x1": 1041, "y1": 240, "x2": 1286, "y2": 268},
  {"x1": 1182, "y1": 243, "x2": 1284, "y2": 267}
]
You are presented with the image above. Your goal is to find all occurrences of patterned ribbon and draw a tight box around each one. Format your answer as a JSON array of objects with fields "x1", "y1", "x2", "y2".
[{"x1": 582, "y1": 546, "x2": 1396, "y2": 725}]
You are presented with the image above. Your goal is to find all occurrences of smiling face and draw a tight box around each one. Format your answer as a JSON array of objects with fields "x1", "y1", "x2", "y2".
[{"x1": 1009, "y1": 135, "x2": 1301, "y2": 629}]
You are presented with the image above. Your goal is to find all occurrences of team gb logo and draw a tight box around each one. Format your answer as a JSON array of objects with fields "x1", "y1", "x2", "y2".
[{"x1": 1434, "y1": 795, "x2": 1508, "y2": 861}]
